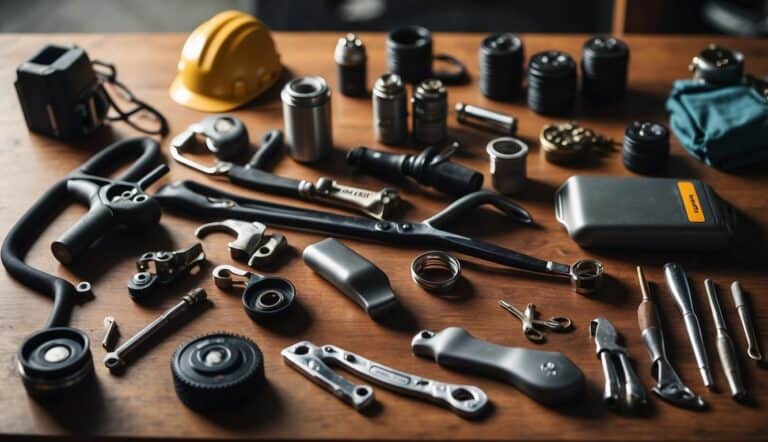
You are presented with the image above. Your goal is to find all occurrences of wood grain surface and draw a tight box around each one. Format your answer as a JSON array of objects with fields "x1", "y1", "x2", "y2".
[{"x1": 0, "y1": 33, "x2": 766, "y2": 441}]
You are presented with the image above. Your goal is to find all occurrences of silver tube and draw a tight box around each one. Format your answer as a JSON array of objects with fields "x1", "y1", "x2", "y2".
[
  {"x1": 372, "y1": 73, "x2": 408, "y2": 145},
  {"x1": 281, "y1": 76, "x2": 333, "y2": 163}
]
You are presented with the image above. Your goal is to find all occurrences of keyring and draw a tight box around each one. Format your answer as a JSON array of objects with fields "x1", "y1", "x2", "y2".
[{"x1": 411, "y1": 251, "x2": 462, "y2": 292}]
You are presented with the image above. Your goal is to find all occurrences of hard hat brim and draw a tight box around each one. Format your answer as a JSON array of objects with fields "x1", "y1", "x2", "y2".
[{"x1": 170, "y1": 76, "x2": 253, "y2": 112}]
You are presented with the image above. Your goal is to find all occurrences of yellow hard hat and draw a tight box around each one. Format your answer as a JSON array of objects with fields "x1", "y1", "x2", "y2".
[{"x1": 170, "y1": 10, "x2": 282, "y2": 112}]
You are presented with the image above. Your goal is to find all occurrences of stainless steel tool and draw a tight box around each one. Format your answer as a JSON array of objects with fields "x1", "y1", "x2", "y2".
[
  {"x1": 663, "y1": 263, "x2": 713, "y2": 389},
  {"x1": 590, "y1": 317, "x2": 648, "y2": 412},
  {"x1": 706, "y1": 279, "x2": 746, "y2": 400},
  {"x1": 196, "y1": 219, "x2": 286, "y2": 268},
  {"x1": 456, "y1": 102, "x2": 517, "y2": 135},
  {"x1": 282, "y1": 341, "x2": 489, "y2": 418},
  {"x1": 103, "y1": 288, "x2": 207, "y2": 372},
  {"x1": 412, "y1": 327, "x2": 584, "y2": 405},
  {"x1": 636, "y1": 267, "x2": 705, "y2": 410},
  {"x1": 498, "y1": 300, "x2": 572, "y2": 343},
  {"x1": 731, "y1": 281, "x2": 762, "y2": 361},
  {"x1": 102, "y1": 316, "x2": 118, "y2": 351}
]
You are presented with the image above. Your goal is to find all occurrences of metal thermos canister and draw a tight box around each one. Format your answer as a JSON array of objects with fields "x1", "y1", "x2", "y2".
[{"x1": 281, "y1": 76, "x2": 333, "y2": 163}]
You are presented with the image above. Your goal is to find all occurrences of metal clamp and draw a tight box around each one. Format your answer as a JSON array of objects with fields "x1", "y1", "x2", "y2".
[
  {"x1": 590, "y1": 317, "x2": 648, "y2": 412},
  {"x1": 128, "y1": 243, "x2": 206, "y2": 299},
  {"x1": 282, "y1": 341, "x2": 489, "y2": 418},
  {"x1": 213, "y1": 264, "x2": 296, "y2": 319},
  {"x1": 196, "y1": 219, "x2": 286, "y2": 268}
]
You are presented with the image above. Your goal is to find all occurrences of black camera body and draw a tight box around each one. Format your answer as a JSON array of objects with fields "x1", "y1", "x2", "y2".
[{"x1": 15, "y1": 44, "x2": 109, "y2": 139}]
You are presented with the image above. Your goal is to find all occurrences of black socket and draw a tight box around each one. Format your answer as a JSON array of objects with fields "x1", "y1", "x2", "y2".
[
  {"x1": 338, "y1": 64, "x2": 367, "y2": 97},
  {"x1": 387, "y1": 26, "x2": 433, "y2": 84},
  {"x1": 18, "y1": 327, "x2": 94, "y2": 398},
  {"x1": 479, "y1": 33, "x2": 524, "y2": 100},
  {"x1": 527, "y1": 50, "x2": 577, "y2": 116},
  {"x1": 581, "y1": 36, "x2": 629, "y2": 101},
  {"x1": 172, "y1": 332, "x2": 265, "y2": 412},
  {"x1": 622, "y1": 121, "x2": 670, "y2": 174}
]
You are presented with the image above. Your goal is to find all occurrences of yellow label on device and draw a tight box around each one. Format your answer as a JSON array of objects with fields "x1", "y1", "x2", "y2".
[{"x1": 678, "y1": 181, "x2": 705, "y2": 223}]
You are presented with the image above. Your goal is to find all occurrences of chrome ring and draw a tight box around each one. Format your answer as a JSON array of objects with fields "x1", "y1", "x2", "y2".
[
  {"x1": 570, "y1": 259, "x2": 604, "y2": 295},
  {"x1": 411, "y1": 251, "x2": 462, "y2": 292}
]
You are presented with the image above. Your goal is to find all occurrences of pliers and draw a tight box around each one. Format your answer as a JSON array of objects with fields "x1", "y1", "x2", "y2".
[{"x1": 589, "y1": 317, "x2": 648, "y2": 412}]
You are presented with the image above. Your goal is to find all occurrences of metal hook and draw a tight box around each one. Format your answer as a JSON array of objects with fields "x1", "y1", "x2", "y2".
[{"x1": 212, "y1": 264, "x2": 253, "y2": 290}]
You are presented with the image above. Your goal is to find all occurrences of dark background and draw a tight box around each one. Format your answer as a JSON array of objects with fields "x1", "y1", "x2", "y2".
[{"x1": 0, "y1": 0, "x2": 766, "y2": 35}]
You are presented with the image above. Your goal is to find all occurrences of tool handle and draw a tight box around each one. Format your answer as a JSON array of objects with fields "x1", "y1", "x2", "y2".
[
  {"x1": 246, "y1": 129, "x2": 284, "y2": 170},
  {"x1": 599, "y1": 352, "x2": 622, "y2": 408},
  {"x1": 716, "y1": 334, "x2": 746, "y2": 400},
  {"x1": 228, "y1": 165, "x2": 302, "y2": 197},
  {"x1": 51, "y1": 202, "x2": 115, "y2": 265},
  {"x1": 637, "y1": 299, "x2": 660, "y2": 333},
  {"x1": 731, "y1": 281, "x2": 762, "y2": 360},
  {"x1": 664, "y1": 262, "x2": 694, "y2": 314},
  {"x1": 412, "y1": 327, "x2": 584, "y2": 405}
]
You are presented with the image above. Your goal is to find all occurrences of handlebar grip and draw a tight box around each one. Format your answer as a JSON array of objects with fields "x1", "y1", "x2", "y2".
[
  {"x1": 228, "y1": 166, "x2": 302, "y2": 197},
  {"x1": 51, "y1": 203, "x2": 114, "y2": 264}
]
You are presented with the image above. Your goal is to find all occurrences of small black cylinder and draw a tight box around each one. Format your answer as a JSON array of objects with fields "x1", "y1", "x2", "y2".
[
  {"x1": 581, "y1": 36, "x2": 629, "y2": 101},
  {"x1": 335, "y1": 33, "x2": 367, "y2": 97},
  {"x1": 387, "y1": 26, "x2": 433, "y2": 84},
  {"x1": 622, "y1": 121, "x2": 670, "y2": 174},
  {"x1": 479, "y1": 33, "x2": 524, "y2": 100},
  {"x1": 527, "y1": 50, "x2": 577, "y2": 116}
]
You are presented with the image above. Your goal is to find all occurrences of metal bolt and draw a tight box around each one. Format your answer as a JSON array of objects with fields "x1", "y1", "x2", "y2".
[{"x1": 103, "y1": 288, "x2": 207, "y2": 372}]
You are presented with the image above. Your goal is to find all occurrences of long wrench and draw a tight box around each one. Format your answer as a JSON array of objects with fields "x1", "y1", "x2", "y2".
[
  {"x1": 282, "y1": 341, "x2": 489, "y2": 418},
  {"x1": 705, "y1": 279, "x2": 746, "y2": 400},
  {"x1": 663, "y1": 263, "x2": 713, "y2": 389}
]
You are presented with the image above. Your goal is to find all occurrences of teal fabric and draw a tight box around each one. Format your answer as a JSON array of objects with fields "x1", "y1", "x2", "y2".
[{"x1": 666, "y1": 79, "x2": 768, "y2": 170}]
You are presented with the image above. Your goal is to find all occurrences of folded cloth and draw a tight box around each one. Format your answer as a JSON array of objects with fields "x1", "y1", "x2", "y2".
[{"x1": 666, "y1": 79, "x2": 768, "y2": 170}]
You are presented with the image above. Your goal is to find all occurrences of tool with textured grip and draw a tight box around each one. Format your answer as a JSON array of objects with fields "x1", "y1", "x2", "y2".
[
  {"x1": 303, "y1": 238, "x2": 399, "y2": 318},
  {"x1": 705, "y1": 279, "x2": 746, "y2": 400},
  {"x1": 731, "y1": 281, "x2": 762, "y2": 361},
  {"x1": 664, "y1": 263, "x2": 713, "y2": 388},
  {"x1": 282, "y1": 341, "x2": 489, "y2": 418},
  {"x1": 411, "y1": 327, "x2": 584, "y2": 404},
  {"x1": 636, "y1": 267, "x2": 705, "y2": 410}
]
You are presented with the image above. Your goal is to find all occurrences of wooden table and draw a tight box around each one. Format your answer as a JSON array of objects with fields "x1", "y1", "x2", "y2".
[{"x1": 0, "y1": 32, "x2": 766, "y2": 441}]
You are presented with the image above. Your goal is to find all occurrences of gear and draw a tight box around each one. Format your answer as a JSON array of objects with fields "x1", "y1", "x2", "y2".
[{"x1": 171, "y1": 332, "x2": 265, "y2": 411}]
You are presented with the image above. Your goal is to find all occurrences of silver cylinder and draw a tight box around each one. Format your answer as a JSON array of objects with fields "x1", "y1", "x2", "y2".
[
  {"x1": 456, "y1": 102, "x2": 517, "y2": 135},
  {"x1": 412, "y1": 78, "x2": 447, "y2": 146},
  {"x1": 486, "y1": 137, "x2": 528, "y2": 194},
  {"x1": 281, "y1": 76, "x2": 333, "y2": 163},
  {"x1": 372, "y1": 73, "x2": 408, "y2": 145}
]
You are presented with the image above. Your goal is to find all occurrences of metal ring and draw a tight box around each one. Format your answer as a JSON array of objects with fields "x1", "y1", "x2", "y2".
[
  {"x1": 570, "y1": 259, "x2": 604, "y2": 295},
  {"x1": 411, "y1": 251, "x2": 462, "y2": 292}
]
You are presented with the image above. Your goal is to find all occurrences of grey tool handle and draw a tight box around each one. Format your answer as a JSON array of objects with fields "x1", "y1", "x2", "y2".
[
  {"x1": 303, "y1": 238, "x2": 399, "y2": 318},
  {"x1": 706, "y1": 279, "x2": 746, "y2": 399},
  {"x1": 282, "y1": 342, "x2": 374, "y2": 410},
  {"x1": 599, "y1": 352, "x2": 622, "y2": 408},
  {"x1": 617, "y1": 352, "x2": 648, "y2": 409},
  {"x1": 286, "y1": 342, "x2": 489, "y2": 418},
  {"x1": 663, "y1": 263, "x2": 713, "y2": 388},
  {"x1": 731, "y1": 281, "x2": 762, "y2": 361},
  {"x1": 411, "y1": 327, "x2": 584, "y2": 404}
]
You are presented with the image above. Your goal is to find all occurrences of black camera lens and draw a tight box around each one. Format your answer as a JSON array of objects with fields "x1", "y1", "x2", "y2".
[
  {"x1": 527, "y1": 50, "x2": 577, "y2": 115},
  {"x1": 622, "y1": 120, "x2": 670, "y2": 174},
  {"x1": 581, "y1": 36, "x2": 629, "y2": 101},
  {"x1": 387, "y1": 26, "x2": 433, "y2": 84},
  {"x1": 18, "y1": 327, "x2": 94, "y2": 398},
  {"x1": 479, "y1": 33, "x2": 524, "y2": 100}
]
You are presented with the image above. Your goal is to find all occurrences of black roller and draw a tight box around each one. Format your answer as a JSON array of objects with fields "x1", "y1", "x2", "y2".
[
  {"x1": 479, "y1": 33, "x2": 524, "y2": 100},
  {"x1": 581, "y1": 36, "x2": 629, "y2": 101},
  {"x1": 622, "y1": 121, "x2": 670, "y2": 174},
  {"x1": 387, "y1": 26, "x2": 433, "y2": 84},
  {"x1": 18, "y1": 327, "x2": 94, "y2": 398},
  {"x1": 527, "y1": 50, "x2": 577, "y2": 116},
  {"x1": 171, "y1": 332, "x2": 265, "y2": 412}
]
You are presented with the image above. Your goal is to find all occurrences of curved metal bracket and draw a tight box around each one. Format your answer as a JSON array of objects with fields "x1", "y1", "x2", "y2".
[{"x1": 422, "y1": 190, "x2": 533, "y2": 229}]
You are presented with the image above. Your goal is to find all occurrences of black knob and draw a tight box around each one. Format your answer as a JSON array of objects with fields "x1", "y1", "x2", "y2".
[
  {"x1": 18, "y1": 327, "x2": 94, "y2": 398},
  {"x1": 171, "y1": 332, "x2": 265, "y2": 412}
]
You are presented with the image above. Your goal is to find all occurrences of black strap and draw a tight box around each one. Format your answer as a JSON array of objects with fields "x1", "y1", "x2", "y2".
[
  {"x1": 433, "y1": 54, "x2": 469, "y2": 85},
  {"x1": 92, "y1": 60, "x2": 170, "y2": 137}
]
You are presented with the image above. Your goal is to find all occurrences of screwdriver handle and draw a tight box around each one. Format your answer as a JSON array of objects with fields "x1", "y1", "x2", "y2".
[{"x1": 637, "y1": 299, "x2": 660, "y2": 333}]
